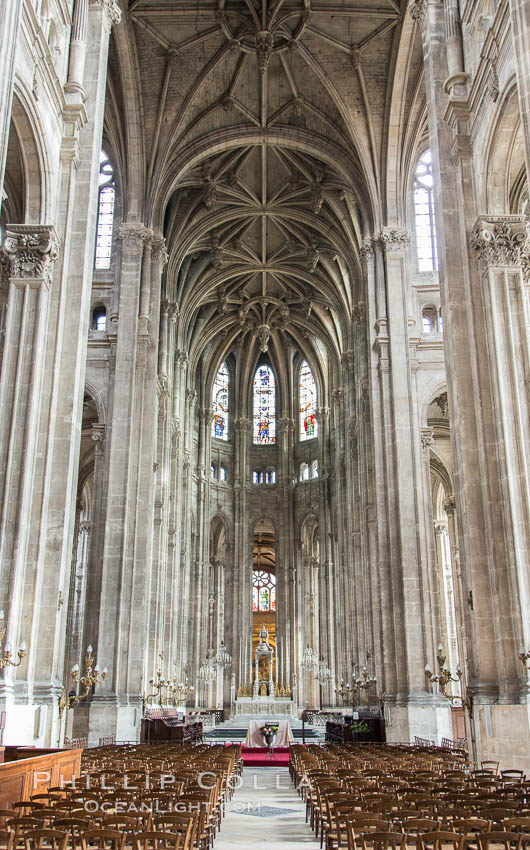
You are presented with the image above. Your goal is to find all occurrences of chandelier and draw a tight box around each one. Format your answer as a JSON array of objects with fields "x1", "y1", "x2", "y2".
[
  {"x1": 302, "y1": 646, "x2": 315, "y2": 671},
  {"x1": 215, "y1": 640, "x2": 232, "y2": 668},
  {"x1": 315, "y1": 657, "x2": 332, "y2": 684},
  {"x1": 198, "y1": 652, "x2": 216, "y2": 683}
]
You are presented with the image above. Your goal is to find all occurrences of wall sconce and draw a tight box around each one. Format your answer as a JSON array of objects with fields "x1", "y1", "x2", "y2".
[{"x1": 0, "y1": 611, "x2": 27, "y2": 668}]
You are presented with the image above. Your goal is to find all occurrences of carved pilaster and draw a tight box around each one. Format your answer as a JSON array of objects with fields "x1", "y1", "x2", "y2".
[
  {"x1": 409, "y1": 0, "x2": 427, "y2": 23},
  {"x1": 421, "y1": 427, "x2": 435, "y2": 457},
  {"x1": 91, "y1": 423, "x2": 106, "y2": 456},
  {"x1": 118, "y1": 223, "x2": 150, "y2": 255},
  {"x1": 89, "y1": 0, "x2": 121, "y2": 29},
  {"x1": 234, "y1": 417, "x2": 251, "y2": 433},
  {"x1": 471, "y1": 216, "x2": 529, "y2": 282},
  {"x1": 3, "y1": 226, "x2": 60, "y2": 285},
  {"x1": 152, "y1": 236, "x2": 168, "y2": 270},
  {"x1": 360, "y1": 237, "x2": 375, "y2": 262},
  {"x1": 380, "y1": 227, "x2": 410, "y2": 255}
]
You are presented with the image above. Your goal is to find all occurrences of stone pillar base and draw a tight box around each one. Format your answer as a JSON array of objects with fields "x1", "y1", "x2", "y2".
[
  {"x1": 72, "y1": 698, "x2": 141, "y2": 746},
  {"x1": 0, "y1": 703, "x2": 51, "y2": 747},
  {"x1": 384, "y1": 696, "x2": 453, "y2": 745},
  {"x1": 473, "y1": 703, "x2": 530, "y2": 772}
]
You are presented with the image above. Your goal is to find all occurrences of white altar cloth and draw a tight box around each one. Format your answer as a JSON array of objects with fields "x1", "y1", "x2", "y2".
[{"x1": 244, "y1": 719, "x2": 294, "y2": 747}]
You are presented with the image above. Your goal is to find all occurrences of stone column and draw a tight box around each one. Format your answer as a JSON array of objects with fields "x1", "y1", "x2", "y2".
[
  {"x1": 419, "y1": 0, "x2": 530, "y2": 766},
  {"x1": 86, "y1": 223, "x2": 150, "y2": 743},
  {"x1": 379, "y1": 226, "x2": 448, "y2": 742},
  {"x1": 0, "y1": 226, "x2": 59, "y2": 740},
  {"x1": 233, "y1": 417, "x2": 251, "y2": 691}
]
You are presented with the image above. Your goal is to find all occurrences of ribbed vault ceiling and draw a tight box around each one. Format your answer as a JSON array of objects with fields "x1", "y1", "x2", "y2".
[{"x1": 108, "y1": 0, "x2": 422, "y2": 363}]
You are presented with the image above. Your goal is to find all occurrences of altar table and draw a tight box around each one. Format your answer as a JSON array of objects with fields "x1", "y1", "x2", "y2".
[{"x1": 244, "y1": 719, "x2": 294, "y2": 747}]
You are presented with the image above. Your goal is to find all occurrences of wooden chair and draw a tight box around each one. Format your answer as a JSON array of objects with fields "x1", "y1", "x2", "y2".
[
  {"x1": 6, "y1": 818, "x2": 42, "y2": 840},
  {"x1": 131, "y1": 833, "x2": 182, "y2": 850},
  {"x1": 416, "y1": 831, "x2": 463, "y2": 850},
  {"x1": 0, "y1": 831, "x2": 14, "y2": 850},
  {"x1": 400, "y1": 818, "x2": 440, "y2": 835},
  {"x1": 151, "y1": 816, "x2": 194, "y2": 850},
  {"x1": 358, "y1": 831, "x2": 407, "y2": 850},
  {"x1": 471, "y1": 832, "x2": 522, "y2": 850},
  {"x1": 22, "y1": 830, "x2": 68, "y2": 850},
  {"x1": 53, "y1": 819, "x2": 92, "y2": 850},
  {"x1": 503, "y1": 819, "x2": 530, "y2": 834},
  {"x1": 80, "y1": 829, "x2": 126, "y2": 850}
]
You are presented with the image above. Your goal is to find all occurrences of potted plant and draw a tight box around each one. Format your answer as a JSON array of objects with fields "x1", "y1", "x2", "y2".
[
  {"x1": 259, "y1": 723, "x2": 279, "y2": 746},
  {"x1": 349, "y1": 720, "x2": 370, "y2": 742}
]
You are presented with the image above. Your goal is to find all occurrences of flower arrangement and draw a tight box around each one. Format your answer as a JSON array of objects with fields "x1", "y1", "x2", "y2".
[
  {"x1": 259, "y1": 724, "x2": 279, "y2": 736},
  {"x1": 349, "y1": 720, "x2": 369, "y2": 733}
]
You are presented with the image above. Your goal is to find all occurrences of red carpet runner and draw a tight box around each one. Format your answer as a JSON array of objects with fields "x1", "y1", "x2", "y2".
[{"x1": 241, "y1": 746, "x2": 290, "y2": 767}]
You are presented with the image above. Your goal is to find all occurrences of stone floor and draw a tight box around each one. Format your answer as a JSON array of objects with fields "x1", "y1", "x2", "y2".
[{"x1": 215, "y1": 767, "x2": 320, "y2": 848}]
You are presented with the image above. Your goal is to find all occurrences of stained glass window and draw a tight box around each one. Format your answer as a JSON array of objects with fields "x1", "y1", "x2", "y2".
[
  {"x1": 95, "y1": 151, "x2": 115, "y2": 270},
  {"x1": 253, "y1": 364, "x2": 276, "y2": 445},
  {"x1": 212, "y1": 362, "x2": 229, "y2": 440},
  {"x1": 414, "y1": 150, "x2": 438, "y2": 272},
  {"x1": 299, "y1": 360, "x2": 318, "y2": 441},
  {"x1": 252, "y1": 570, "x2": 276, "y2": 612}
]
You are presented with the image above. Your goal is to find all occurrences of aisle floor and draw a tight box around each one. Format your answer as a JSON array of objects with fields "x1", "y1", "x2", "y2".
[{"x1": 214, "y1": 767, "x2": 320, "y2": 849}]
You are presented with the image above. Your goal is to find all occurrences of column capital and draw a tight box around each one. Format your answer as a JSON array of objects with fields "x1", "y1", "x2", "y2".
[
  {"x1": 234, "y1": 417, "x2": 251, "y2": 432},
  {"x1": 89, "y1": 0, "x2": 121, "y2": 29},
  {"x1": 3, "y1": 225, "x2": 60, "y2": 284},
  {"x1": 360, "y1": 237, "x2": 375, "y2": 261},
  {"x1": 277, "y1": 417, "x2": 295, "y2": 432},
  {"x1": 471, "y1": 216, "x2": 529, "y2": 281},
  {"x1": 421, "y1": 426, "x2": 435, "y2": 456},
  {"x1": 118, "y1": 223, "x2": 151, "y2": 254},
  {"x1": 91, "y1": 423, "x2": 106, "y2": 455},
  {"x1": 379, "y1": 227, "x2": 410, "y2": 255},
  {"x1": 152, "y1": 236, "x2": 168, "y2": 269},
  {"x1": 408, "y1": 0, "x2": 427, "y2": 23}
]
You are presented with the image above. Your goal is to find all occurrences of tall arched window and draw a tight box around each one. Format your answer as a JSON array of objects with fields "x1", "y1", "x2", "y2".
[
  {"x1": 212, "y1": 361, "x2": 229, "y2": 440},
  {"x1": 252, "y1": 571, "x2": 276, "y2": 612},
  {"x1": 299, "y1": 360, "x2": 318, "y2": 440},
  {"x1": 95, "y1": 151, "x2": 115, "y2": 270},
  {"x1": 253, "y1": 364, "x2": 276, "y2": 445},
  {"x1": 414, "y1": 149, "x2": 438, "y2": 272}
]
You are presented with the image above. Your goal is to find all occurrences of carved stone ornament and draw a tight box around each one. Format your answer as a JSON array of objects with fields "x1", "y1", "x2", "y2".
[
  {"x1": 380, "y1": 227, "x2": 410, "y2": 254},
  {"x1": 89, "y1": 0, "x2": 122, "y2": 28},
  {"x1": 3, "y1": 225, "x2": 60, "y2": 283},
  {"x1": 256, "y1": 30, "x2": 274, "y2": 73},
  {"x1": 152, "y1": 237, "x2": 168, "y2": 269},
  {"x1": 360, "y1": 237, "x2": 374, "y2": 261},
  {"x1": 471, "y1": 216, "x2": 529, "y2": 282},
  {"x1": 118, "y1": 223, "x2": 150, "y2": 254},
  {"x1": 409, "y1": 0, "x2": 427, "y2": 22}
]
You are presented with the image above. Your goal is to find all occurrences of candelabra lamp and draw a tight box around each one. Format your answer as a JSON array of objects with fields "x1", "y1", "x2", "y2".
[
  {"x1": 425, "y1": 644, "x2": 463, "y2": 701},
  {"x1": 519, "y1": 646, "x2": 530, "y2": 670},
  {"x1": 336, "y1": 664, "x2": 378, "y2": 707},
  {"x1": 0, "y1": 611, "x2": 26, "y2": 668},
  {"x1": 60, "y1": 645, "x2": 108, "y2": 715},
  {"x1": 168, "y1": 677, "x2": 195, "y2": 704},
  {"x1": 146, "y1": 668, "x2": 170, "y2": 705}
]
